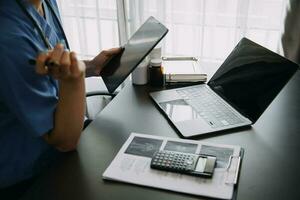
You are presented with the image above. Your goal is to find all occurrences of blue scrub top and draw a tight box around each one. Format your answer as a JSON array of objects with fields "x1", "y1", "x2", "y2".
[{"x1": 0, "y1": 0, "x2": 65, "y2": 188}]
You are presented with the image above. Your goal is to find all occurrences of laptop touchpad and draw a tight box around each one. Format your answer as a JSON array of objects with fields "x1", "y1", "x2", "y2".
[{"x1": 159, "y1": 99, "x2": 200, "y2": 122}]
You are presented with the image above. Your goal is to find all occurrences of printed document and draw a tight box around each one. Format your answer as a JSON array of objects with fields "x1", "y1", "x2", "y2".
[{"x1": 103, "y1": 133, "x2": 242, "y2": 199}]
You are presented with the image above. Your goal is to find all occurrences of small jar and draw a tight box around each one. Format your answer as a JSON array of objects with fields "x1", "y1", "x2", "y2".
[{"x1": 149, "y1": 58, "x2": 164, "y2": 86}]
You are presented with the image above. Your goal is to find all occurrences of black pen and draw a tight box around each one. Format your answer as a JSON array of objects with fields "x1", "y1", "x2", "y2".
[
  {"x1": 29, "y1": 46, "x2": 125, "y2": 67},
  {"x1": 28, "y1": 59, "x2": 59, "y2": 67}
]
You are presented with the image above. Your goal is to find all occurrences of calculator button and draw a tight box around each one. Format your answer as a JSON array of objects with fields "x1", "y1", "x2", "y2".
[{"x1": 186, "y1": 159, "x2": 194, "y2": 165}]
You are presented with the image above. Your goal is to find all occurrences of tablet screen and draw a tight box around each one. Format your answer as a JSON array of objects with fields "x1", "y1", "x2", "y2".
[{"x1": 101, "y1": 16, "x2": 168, "y2": 93}]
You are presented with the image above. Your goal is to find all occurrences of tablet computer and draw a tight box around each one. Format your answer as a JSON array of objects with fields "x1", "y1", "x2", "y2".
[{"x1": 101, "y1": 16, "x2": 169, "y2": 93}]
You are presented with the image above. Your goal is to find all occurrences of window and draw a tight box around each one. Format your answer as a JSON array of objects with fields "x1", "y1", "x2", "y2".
[
  {"x1": 57, "y1": 0, "x2": 119, "y2": 60},
  {"x1": 125, "y1": 0, "x2": 287, "y2": 65},
  {"x1": 57, "y1": 0, "x2": 288, "y2": 72}
]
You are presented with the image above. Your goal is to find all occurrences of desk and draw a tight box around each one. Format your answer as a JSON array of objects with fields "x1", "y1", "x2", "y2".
[{"x1": 22, "y1": 70, "x2": 300, "y2": 200}]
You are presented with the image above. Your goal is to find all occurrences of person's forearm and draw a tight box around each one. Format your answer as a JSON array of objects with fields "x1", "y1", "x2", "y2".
[
  {"x1": 84, "y1": 60, "x2": 96, "y2": 77},
  {"x1": 44, "y1": 76, "x2": 86, "y2": 151}
]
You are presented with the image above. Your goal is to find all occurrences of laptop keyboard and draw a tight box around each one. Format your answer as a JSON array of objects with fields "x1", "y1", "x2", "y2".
[{"x1": 176, "y1": 85, "x2": 245, "y2": 129}]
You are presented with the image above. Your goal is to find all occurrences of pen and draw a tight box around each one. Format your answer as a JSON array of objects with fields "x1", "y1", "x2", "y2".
[
  {"x1": 29, "y1": 46, "x2": 125, "y2": 67},
  {"x1": 28, "y1": 58, "x2": 59, "y2": 67}
]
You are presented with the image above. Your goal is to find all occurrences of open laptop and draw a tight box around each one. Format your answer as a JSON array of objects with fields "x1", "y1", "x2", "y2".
[
  {"x1": 101, "y1": 16, "x2": 168, "y2": 93},
  {"x1": 150, "y1": 38, "x2": 299, "y2": 137}
]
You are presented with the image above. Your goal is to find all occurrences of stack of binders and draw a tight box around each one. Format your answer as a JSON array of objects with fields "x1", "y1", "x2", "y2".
[
  {"x1": 162, "y1": 56, "x2": 207, "y2": 85},
  {"x1": 164, "y1": 73, "x2": 207, "y2": 83}
]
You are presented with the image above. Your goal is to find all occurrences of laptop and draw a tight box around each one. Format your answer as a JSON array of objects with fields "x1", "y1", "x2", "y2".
[
  {"x1": 150, "y1": 38, "x2": 299, "y2": 137},
  {"x1": 101, "y1": 16, "x2": 168, "y2": 93}
]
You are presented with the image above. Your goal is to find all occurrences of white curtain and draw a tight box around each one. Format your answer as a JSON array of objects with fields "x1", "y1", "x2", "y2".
[
  {"x1": 124, "y1": 0, "x2": 288, "y2": 66},
  {"x1": 57, "y1": 0, "x2": 289, "y2": 79},
  {"x1": 57, "y1": 0, "x2": 119, "y2": 60}
]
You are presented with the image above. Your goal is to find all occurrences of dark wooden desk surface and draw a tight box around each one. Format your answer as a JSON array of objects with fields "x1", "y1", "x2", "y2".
[{"x1": 22, "y1": 71, "x2": 300, "y2": 200}]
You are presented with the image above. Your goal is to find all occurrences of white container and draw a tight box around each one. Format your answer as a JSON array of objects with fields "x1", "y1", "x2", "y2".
[
  {"x1": 132, "y1": 58, "x2": 149, "y2": 85},
  {"x1": 150, "y1": 47, "x2": 162, "y2": 60}
]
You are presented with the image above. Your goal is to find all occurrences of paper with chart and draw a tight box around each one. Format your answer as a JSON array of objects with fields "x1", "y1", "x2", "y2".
[{"x1": 103, "y1": 133, "x2": 242, "y2": 199}]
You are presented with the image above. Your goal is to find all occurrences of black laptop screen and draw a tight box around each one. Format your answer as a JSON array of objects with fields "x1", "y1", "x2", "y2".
[{"x1": 208, "y1": 38, "x2": 299, "y2": 123}]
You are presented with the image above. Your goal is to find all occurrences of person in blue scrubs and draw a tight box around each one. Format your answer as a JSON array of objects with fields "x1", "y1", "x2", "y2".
[{"x1": 0, "y1": 0, "x2": 121, "y2": 198}]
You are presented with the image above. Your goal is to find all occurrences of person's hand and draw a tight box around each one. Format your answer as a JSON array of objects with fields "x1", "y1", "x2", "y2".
[
  {"x1": 85, "y1": 47, "x2": 123, "y2": 77},
  {"x1": 35, "y1": 44, "x2": 86, "y2": 152},
  {"x1": 35, "y1": 43, "x2": 86, "y2": 82}
]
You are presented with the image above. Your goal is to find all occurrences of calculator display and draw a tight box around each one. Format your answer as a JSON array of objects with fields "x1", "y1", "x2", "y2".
[{"x1": 195, "y1": 157, "x2": 207, "y2": 172}]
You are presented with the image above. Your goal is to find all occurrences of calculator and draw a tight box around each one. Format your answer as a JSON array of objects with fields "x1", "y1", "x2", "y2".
[{"x1": 150, "y1": 151, "x2": 216, "y2": 177}]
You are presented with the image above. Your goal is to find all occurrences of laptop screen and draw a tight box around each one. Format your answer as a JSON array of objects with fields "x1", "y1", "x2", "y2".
[
  {"x1": 101, "y1": 16, "x2": 168, "y2": 93},
  {"x1": 208, "y1": 38, "x2": 299, "y2": 123}
]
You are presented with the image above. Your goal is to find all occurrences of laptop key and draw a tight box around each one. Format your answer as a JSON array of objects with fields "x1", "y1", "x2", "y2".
[{"x1": 177, "y1": 86, "x2": 246, "y2": 129}]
